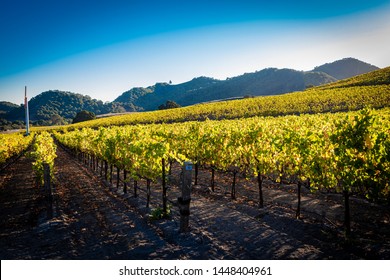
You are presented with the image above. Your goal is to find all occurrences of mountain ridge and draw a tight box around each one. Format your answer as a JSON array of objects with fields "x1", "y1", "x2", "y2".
[
  {"x1": 313, "y1": 57, "x2": 379, "y2": 80},
  {"x1": 0, "y1": 58, "x2": 380, "y2": 128},
  {"x1": 115, "y1": 58, "x2": 378, "y2": 110}
]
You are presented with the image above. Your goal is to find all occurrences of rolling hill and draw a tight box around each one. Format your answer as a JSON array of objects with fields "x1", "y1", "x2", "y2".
[
  {"x1": 65, "y1": 66, "x2": 390, "y2": 129},
  {"x1": 0, "y1": 101, "x2": 19, "y2": 118},
  {"x1": 115, "y1": 58, "x2": 378, "y2": 110},
  {"x1": 313, "y1": 57, "x2": 379, "y2": 80},
  {"x1": 0, "y1": 58, "x2": 380, "y2": 128},
  {"x1": 114, "y1": 68, "x2": 338, "y2": 111},
  {"x1": 3, "y1": 90, "x2": 138, "y2": 125}
]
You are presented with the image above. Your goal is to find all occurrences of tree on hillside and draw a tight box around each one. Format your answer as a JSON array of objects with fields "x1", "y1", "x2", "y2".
[
  {"x1": 72, "y1": 110, "x2": 96, "y2": 124},
  {"x1": 158, "y1": 100, "x2": 181, "y2": 110},
  {"x1": 50, "y1": 114, "x2": 66, "y2": 125}
]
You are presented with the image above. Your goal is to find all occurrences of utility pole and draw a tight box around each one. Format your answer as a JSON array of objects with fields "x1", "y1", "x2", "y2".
[{"x1": 24, "y1": 86, "x2": 30, "y2": 136}]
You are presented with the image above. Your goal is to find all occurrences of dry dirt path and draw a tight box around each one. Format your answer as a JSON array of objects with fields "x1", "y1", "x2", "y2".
[
  {"x1": 0, "y1": 147, "x2": 216, "y2": 259},
  {"x1": 1, "y1": 144, "x2": 389, "y2": 259}
]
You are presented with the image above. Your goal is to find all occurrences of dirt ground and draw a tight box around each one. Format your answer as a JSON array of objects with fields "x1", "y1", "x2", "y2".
[{"x1": 0, "y1": 145, "x2": 389, "y2": 259}]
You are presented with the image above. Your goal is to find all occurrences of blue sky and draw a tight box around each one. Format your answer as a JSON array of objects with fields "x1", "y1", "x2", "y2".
[{"x1": 1, "y1": 0, "x2": 390, "y2": 104}]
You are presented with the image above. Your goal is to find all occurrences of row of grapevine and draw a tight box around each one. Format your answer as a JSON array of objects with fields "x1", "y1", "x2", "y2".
[
  {"x1": 29, "y1": 132, "x2": 57, "y2": 185},
  {"x1": 316, "y1": 66, "x2": 390, "y2": 89},
  {"x1": 50, "y1": 67, "x2": 389, "y2": 130},
  {"x1": 54, "y1": 108, "x2": 390, "y2": 236},
  {"x1": 54, "y1": 125, "x2": 180, "y2": 213},
  {"x1": 0, "y1": 132, "x2": 34, "y2": 167}
]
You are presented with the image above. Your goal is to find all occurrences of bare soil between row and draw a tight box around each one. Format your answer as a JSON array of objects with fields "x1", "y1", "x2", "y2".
[{"x1": 0, "y1": 145, "x2": 389, "y2": 259}]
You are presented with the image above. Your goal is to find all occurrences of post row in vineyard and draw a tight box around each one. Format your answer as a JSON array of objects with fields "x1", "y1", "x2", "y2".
[
  {"x1": 30, "y1": 132, "x2": 57, "y2": 219},
  {"x1": 53, "y1": 108, "x2": 390, "y2": 238},
  {"x1": 55, "y1": 135, "x2": 174, "y2": 216}
]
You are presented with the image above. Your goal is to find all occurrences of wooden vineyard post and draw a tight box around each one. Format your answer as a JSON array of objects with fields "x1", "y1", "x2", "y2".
[
  {"x1": 104, "y1": 160, "x2": 108, "y2": 181},
  {"x1": 194, "y1": 162, "x2": 199, "y2": 185},
  {"x1": 116, "y1": 166, "x2": 120, "y2": 189},
  {"x1": 162, "y1": 158, "x2": 167, "y2": 215},
  {"x1": 343, "y1": 189, "x2": 351, "y2": 238},
  {"x1": 110, "y1": 165, "x2": 113, "y2": 184},
  {"x1": 123, "y1": 170, "x2": 127, "y2": 194},
  {"x1": 178, "y1": 161, "x2": 193, "y2": 233},
  {"x1": 211, "y1": 167, "x2": 215, "y2": 192},
  {"x1": 134, "y1": 180, "x2": 138, "y2": 197},
  {"x1": 231, "y1": 170, "x2": 237, "y2": 200},
  {"x1": 146, "y1": 179, "x2": 151, "y2": 208},
  {"x1": 257, "y1": 168, "x2": 264, "y2": 209},
  {"x1": 296, "y1": 180, "x2": 302, "y2": 219},
  {"x1": 43, "y1": 163, "x2": 53, "y2": 219}
]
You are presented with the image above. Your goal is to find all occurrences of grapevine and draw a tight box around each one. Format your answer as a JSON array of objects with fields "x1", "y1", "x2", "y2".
[
  {"x1": 29, "y1": 132, "x2": 57, "y2": 185},
  {"x1": 0, "y1": 132, "x2": 34, "y2": 167}
]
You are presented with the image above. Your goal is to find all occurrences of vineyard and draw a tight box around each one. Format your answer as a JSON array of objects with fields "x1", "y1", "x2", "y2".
[
  {"x1": 53, "y1": 108, "x2": 390, "y2": 234},
  {"x1": 0, "y1": 132, "x2": 33, "y2": 168},
  {"x1": 51, "y1": 66, "x2": 390, "y2": 130},
  {"x1": 1, "y1": 68, "x2": 390, "y2": 259}
]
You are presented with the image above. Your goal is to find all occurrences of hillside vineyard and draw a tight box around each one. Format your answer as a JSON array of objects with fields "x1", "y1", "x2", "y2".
[
  {"x1": 0, "y1": 133, "x2": 33, "y2": 166},
  {"x1": 53, "y1": 108, "x2": 390, "y2": 234},
  {"x1": 66, "y1": 66, "x2": 390, "y2": 129},
  {"x1": 1, "y1": 66, "x2": 389, "y2": 241}
]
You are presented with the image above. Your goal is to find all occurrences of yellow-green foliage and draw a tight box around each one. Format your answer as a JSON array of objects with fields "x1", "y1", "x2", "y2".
[
  {"x1": 53, "y1": 67, "x2": 390, "y2": 130},
  {"x1": 0, "y1": 133, "x2": 34, "y2": 165},
  {"x1": 316, "y1": 66, "x2": 390, "y2": 89},
  {"x1": 30, "y1": 132, "x2": 57, "y2": 184},
  {"x1": 55, "y1": 108, "x2": 390, "y2": 202}
]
